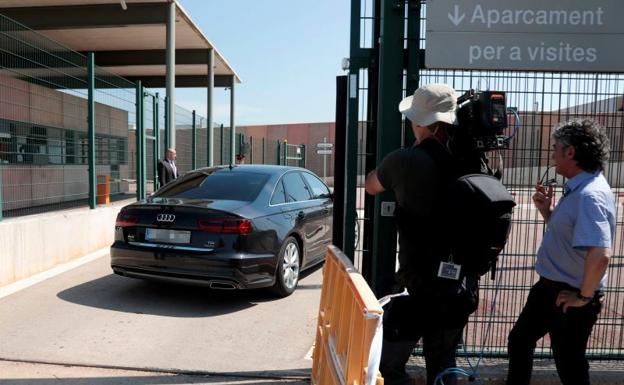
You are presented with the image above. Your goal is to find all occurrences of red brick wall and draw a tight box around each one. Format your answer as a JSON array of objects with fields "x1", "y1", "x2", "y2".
[{"x1": 237, "y1": 122, "x2": 336, "y2": 178}]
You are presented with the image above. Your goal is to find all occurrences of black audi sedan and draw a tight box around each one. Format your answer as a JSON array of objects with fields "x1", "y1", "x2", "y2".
[{"x1": 110, "y1": 165, "x2": 333, "y2": 296}]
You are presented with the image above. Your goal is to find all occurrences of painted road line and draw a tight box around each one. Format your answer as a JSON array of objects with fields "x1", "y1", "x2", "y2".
[{"x1": 0, "y1": 248, "x2": 109, "y2": 299}]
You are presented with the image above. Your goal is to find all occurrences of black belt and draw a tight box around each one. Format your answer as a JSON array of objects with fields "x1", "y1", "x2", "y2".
[
  {"x1": 538, "y1": 277, "x2": 603, "y2": 299},
  {"x1": 539, "y1": 276, "x2": 572, "y2": 288}
]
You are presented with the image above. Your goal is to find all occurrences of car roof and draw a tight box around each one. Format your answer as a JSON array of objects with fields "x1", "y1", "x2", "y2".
[{"x1": 192, "y1": 164, "x2": 307, "y2": 176}]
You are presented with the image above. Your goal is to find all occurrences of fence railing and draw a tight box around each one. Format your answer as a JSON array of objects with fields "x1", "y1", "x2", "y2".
[
  {"x1": 0, "y1": 13, "x2": 92, "y2": 217},
  {"x1": 0, "y1": 13, "x2": 306, "y2": 220},
  {"x1": 350, "y1": 0, "x2": 624, "y2": 361}
]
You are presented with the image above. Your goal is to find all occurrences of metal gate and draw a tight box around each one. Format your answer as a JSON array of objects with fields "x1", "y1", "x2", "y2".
[
  {"x1": 277, "y1": 140, "x2": 306, "y2": 168},
  {"x1": 343, "y1": 0, "x2": 624, "y2": 359}
]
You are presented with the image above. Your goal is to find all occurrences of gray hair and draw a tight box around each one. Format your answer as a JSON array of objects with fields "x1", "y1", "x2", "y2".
[{"x1": 552, "y1": 119, "x2": 610, "y2": 172}]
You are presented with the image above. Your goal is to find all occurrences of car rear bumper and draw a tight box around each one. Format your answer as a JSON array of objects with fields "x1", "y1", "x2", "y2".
[{"x1": 110, "y1": 241, "x2": 277, "y2": 289}]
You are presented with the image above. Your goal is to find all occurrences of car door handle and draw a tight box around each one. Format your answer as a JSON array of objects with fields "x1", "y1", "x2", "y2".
[
  {"x1": 322, "y1": 207, "x2": 330, "y2": 214},
  {"x1": 297, "y1": 211, "x2": 306, "y2": 219}
]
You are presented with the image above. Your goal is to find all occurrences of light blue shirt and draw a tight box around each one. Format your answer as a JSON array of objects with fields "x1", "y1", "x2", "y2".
[{"x1": 535, "y1": 171, "x2": 616, "y2": 290}]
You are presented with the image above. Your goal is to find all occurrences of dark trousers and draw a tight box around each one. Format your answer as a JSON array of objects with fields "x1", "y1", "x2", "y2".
[
  {"x1": 507, "y1": 278, "x2": 602, "y2": 385},
  {"x1": 380, "y1": 296, "x2": 464, "y2": 385}
]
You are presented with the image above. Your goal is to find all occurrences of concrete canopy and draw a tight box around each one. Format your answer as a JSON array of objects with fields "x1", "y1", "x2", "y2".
[{"x1": 0, "y1": 0, "x2": 241, "y2": 88}]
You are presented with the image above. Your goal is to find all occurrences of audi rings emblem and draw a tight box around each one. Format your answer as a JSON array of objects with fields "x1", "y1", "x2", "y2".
[{"x1": 156, "y1": 214, "x2": 176, "y2": 222}]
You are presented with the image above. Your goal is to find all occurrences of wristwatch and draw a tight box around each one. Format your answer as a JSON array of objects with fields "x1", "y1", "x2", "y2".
[{"x1": 576, "y1": 292, "x2": 593, "y2": 302}]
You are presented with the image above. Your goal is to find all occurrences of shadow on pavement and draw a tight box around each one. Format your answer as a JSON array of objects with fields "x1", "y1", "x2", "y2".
[
  {"x1": 56, "y1": 274, "x2": 283, "y2": 318},
  {"x1": 56, "y1": 261, "x2": 324, "y2": 318}
]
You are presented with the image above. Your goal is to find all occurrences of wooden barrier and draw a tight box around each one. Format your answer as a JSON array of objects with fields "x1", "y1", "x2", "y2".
[{"x1": 312, "y1": 245, "x2": 384, "y2": 385}]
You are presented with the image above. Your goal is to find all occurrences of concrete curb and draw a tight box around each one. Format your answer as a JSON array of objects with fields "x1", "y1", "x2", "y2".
[{"x1": 0, "y1": 247, "x2": 109, "y2": 300}]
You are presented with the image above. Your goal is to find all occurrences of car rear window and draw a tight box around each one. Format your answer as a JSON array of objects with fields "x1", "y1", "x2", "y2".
[
  {"x1": 154, "y1": 171, "x2": 269, "y2": 201},
  {"x1": 302, "y1": 172, "x2": 330, "y2": 198},
  {"x1": 283, "y1": 172, "x2": 311, "y2": 202}
]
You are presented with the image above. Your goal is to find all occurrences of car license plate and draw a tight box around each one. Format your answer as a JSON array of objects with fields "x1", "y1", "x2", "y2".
[{"x1": 145, "y1": 228, "x2": 191, "y2": 244}]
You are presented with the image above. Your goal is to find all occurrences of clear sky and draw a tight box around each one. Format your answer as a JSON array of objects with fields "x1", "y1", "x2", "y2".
[{"x1": 175, "y1": 0, "x2": 351, "y2": 126}]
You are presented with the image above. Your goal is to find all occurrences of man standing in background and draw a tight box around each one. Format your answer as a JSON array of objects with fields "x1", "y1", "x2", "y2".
[{"x1": 157, "y1": 148, "x2": 178, "y2": 187}]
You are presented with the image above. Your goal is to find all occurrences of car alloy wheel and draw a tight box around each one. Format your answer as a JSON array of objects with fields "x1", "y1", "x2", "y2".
[
  {"x1": 282, "y1": 242, "x2": 300, "y2": 290},
  {"x1": 272, "y1": 236, "x2": 300, "y2": 297}
]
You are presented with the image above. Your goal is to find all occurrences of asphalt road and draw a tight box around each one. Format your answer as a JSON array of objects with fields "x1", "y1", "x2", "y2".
[{"x1": 0, "y1": 254, "x2": 323, "y2": 382}]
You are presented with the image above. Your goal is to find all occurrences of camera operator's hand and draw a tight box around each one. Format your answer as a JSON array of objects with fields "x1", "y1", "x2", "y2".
[{"x1": 533, "y1": 182, "x2": 553, "y2": 221}]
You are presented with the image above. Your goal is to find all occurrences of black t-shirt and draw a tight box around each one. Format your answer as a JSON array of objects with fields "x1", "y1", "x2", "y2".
[{"x1": 376, "y1": 138, "x2": 453, "y2": 290}]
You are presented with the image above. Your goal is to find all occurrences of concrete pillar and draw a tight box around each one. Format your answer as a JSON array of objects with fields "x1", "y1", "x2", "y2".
[
  {"x1": 207, "y1": 48, "x2": 214, "y2": 166},
  {"x1": 165, "y1": 0, "x2": 176, "y2": 148},
  {"x1": 229, "y1": 76, "x2": 235, "y2": 164}
]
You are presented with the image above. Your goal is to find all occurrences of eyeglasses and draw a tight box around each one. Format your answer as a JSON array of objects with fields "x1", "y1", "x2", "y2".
[{"x1": 539, "y1": 165, "x2": 558, "y2": 187}]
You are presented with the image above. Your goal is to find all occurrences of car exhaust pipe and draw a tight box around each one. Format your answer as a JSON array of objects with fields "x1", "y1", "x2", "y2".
[{"x1": 209, "y1": 281, "x2": 237, "y2": 290}]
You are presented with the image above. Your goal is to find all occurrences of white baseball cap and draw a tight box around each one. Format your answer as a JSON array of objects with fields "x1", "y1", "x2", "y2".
[{"x1": 398, "y1": 83, "x2": 458, "y2": 126}]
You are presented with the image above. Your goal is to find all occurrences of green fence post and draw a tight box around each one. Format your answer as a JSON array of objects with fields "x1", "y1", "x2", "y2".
[
  {"x1": 192, "y1": 110, "x2": 197, "y2": 170},
  {"x1": 368, "y1": 0, "x2": 405, "y2": 295},
  {"x1": 403, "y1": 0, "x2": 421, "y2": 146},
  {"x1": 154, "y1": 93, "x2": 160, "y2": 190},
  {"x1": 140, "y1": 87, "x2": 146, "y2": 199},
  {"x1": 164, "y1": 96, "x2": 170, "y2": 154},
  {"x1": 136, "y1": 81, "x2": 145, "y2": 200},
  {"x1": 207, "y1": 119, "x2": 212, "y2": 168},
  {"x1": 300, "y1": 144, "x2": 306, "y2": 168},
  {"x1": 135, "y1": 82, "x2": 141, "y2": 200},
  {"x1": 0, "y1": 164, "x2": 3, "y2": 220},
  {"x1": 276, "y1": 140, "x2": 281, "y2": 165},
  {"x1": 283, "y1": 140, "x2": 288, "y2": 167},
  {"x1": 0, "y1": 164, "x2": 3, "y2": 221},
  {"x1": 87, "y1": 52, "x2": 96, "y2": 209},
  {"x1": 262, "y1": 137, "x2": 265, "y2": 165},
  {"x1": 249, "y1": 136, "x2": 253, "y2": 164},
  {"x1": 220, "y1": 124, "x2": 224, "y2": 165}
]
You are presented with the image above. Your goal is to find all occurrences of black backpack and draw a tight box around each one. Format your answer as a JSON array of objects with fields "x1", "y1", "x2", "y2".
[{"x1": 447, "y1": 173, "x2": 516, "y2": 279}]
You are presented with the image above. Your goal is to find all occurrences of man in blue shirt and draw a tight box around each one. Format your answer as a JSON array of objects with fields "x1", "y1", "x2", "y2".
[{"x1": 507, "y1": 119, "x2": 616, "y2": 385}]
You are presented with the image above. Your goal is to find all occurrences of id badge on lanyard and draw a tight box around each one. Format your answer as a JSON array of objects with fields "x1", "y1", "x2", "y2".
[{"x1": 438, "y1": 255, "x2": 461, "y2": 280}]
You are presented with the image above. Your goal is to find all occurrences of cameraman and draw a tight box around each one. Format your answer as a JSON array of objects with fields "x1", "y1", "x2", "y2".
[
  {"x1": 507, "y1": 119, "x2": 615, "y2": 385},
  {"x1": 365, "y1": 84, "x2": 478, "y2": 385}
]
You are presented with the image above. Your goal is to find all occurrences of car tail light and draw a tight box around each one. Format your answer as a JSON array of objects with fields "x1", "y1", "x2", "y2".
[
  {"x1": 198, "y1": 218, "x2": 252, "y2": 234},
  {"x1": 116, "y1": 212, "x2": 138, "y2": 227}
]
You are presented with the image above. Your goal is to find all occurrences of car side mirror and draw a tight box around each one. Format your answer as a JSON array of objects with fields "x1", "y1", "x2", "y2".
[{"x1": 320, "y1": 192, "x2": 333, "y2": 200}]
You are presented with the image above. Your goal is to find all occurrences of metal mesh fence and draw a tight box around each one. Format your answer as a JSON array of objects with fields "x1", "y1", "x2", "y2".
[
  {"x1": 93, "y1": 67, "x2": 135, "y2": 204},
  {"x1": 0, "y1": 13, "x2": 232, "y2": 216},
  {"x1": 352, "y1": 0, "x2": 624, "y2": 360},
  {"x1": 248, "y1": 136, "x2": 269, "y2": 165},
  {"x1": 196, "y1": 116, "x2": 208, "y2": 168},
  {"x1": 174, "y1": 104, "x2": 193, "y2": 174},
  {"x1": 213, "y1": 124, "x2": 232, "y2": 166},
  {"x1": 416, "y1": 70, "x2": 624, "y2": 359},
  {"x1": 266, "y1": 139, "x2": 280, "y2": 166},
  {"x1": 143, "y1": 92, "x2": 159, "y2": 194},
  {"x1": 280, "y1": 142, "x2": 306, "y2": 168},
  {"x1": 157, "y1": 95, "x2": 166, "y2": 189},
  {"x1": 0, "y1": 14, "x2": 90, "y2": 216},
  {"x1": 416, "y1": 2, "x2": 624, "y2": 360}
]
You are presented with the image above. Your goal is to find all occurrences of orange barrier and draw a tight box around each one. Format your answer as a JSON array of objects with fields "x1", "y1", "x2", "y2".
[
  {"x1": 312, "y1": 245, "x2": 384, "y2": 385},
  {"x1": 96, "y1": 175, "x2": 110, "y2": 205}
]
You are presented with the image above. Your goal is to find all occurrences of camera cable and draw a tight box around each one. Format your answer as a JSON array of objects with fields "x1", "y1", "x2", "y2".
[{"x1": 433, "y1": 270, "x2": 504, "y2": 385}]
